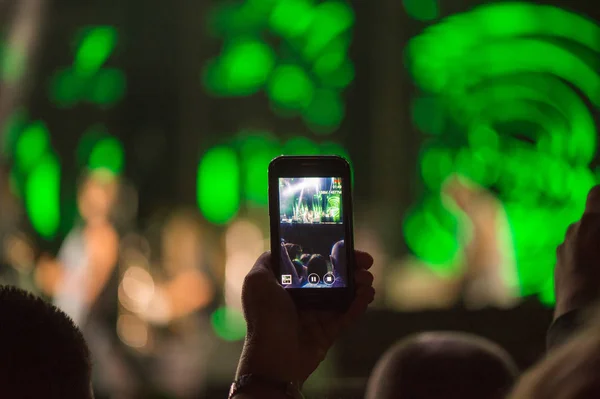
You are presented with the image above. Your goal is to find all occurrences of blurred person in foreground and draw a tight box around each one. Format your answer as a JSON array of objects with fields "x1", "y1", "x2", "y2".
[
  {"x1": 0, "y1": 285, "x2": 92, "y2": 399},
  {"x1": 508, "y1": 185, "x2": 600, "y2": 398},
  {"x1": 132, "y1": 210, "x2": 219, "y2": 398},
  {"x1": 36, "y1": 169, "x2": 136, "y2": 397},
  {"x1": 230, "y1": 251, "x2": 375, "y2": 398},
  {"x1": 365, "y1": 332, "x2": 518, "y2": 399}
]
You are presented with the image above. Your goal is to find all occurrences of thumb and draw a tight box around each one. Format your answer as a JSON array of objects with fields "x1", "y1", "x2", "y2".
[{"x1": 584, "y1": 186, "x2": 600, "y2": 215}]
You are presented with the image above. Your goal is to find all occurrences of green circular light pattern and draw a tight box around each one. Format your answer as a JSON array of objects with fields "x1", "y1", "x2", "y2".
[
  {"x1": 74, "y1": 26, "x2": 118, "y2": 77},
  {"x1": 302, "y1": 1, "x2": 354, "y2": 60},
  {"x1": 25, "y1": 153, "x2": 61, "y2": 239},
  {"x1": 50, "y1": 25, "x2": 125, "y2": 108},
  {"x1": 15, "y1": 121, "x2": 51, "y2": 173},
  {"x1": 204, "y1": 38, "x2": 276, "y2": 96},
  {"x1": 210, "y1": 306, "x2": 247, "y2": 341},
  {"x1": 267, "y1": 65, "x2": 314, "y2": 109},
  {"x1": 238, "y1": 132, "x2": 280, "y2": 205},
  {"x1": 50, "y1": 68, "x2": 84, "y2": 108},
  {"x1": 88, "y1": 136, "x2": 125, "y2": 174},
  {"x1": 269, "y1": 0, "x2": 314, "y2": 38},
  {"x1": 302, "y1": 89, "x2": 344, "y2": 133},
  {"x1": 411, "y1": 96, "x2": 445, "y2": 135},
  {"x1": 197, "y1": 146, "x2": 240, "y2": 225},
  {"x1": 89, "y1": 68, "x2": 127, "y2": 106},
  {"x1": 402, "y1": 0, "x2": 440, "y2": 22},
  {"x1": 406, "y1": 3, "x2": 600, "y2": 302},
  {"x1": 205, "y1": 0, "x2": 355, "y2": 132}
]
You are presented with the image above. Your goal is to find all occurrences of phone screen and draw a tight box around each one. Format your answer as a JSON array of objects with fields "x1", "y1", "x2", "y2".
[{"x1": 278, "y1": 177, "x2": 347, "y2": 289}]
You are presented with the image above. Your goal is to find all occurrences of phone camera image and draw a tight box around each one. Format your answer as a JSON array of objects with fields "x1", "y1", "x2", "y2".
[{"x1": 278, "y1": 177, "x2": 347, "y2": 289}]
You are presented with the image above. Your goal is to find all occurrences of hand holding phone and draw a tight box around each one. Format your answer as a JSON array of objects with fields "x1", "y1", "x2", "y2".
[{"x1": 269, "y1": 156, "x2": 356, "y2": 309}]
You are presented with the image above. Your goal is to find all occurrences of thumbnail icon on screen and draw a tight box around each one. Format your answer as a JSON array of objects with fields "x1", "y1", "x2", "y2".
[{"x1": 282, "y1": 275, "x2": 292, "y2": 285}]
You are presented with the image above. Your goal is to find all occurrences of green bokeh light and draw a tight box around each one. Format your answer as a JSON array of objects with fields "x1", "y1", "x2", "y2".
[
  {"x1": 50, "y1": 25, "x2": 125, "y2": 107},
  {"x1": 269, "y1": 0, "x2": 314, "y2": 38},
  {"x1": 15, "y1": 121, "x2": 51, "y2": 173},
  {"x1": 210, "y1": 306, "x2": 247, "y2": 341},
  {"x1": 25, "y1": 153, "x2": 61, "y2": 239},
  {"x1": 302, "y1": 89, "x2": 344, "y2": 133},
  {"x1": 267, "y1": 64, "x2": 314, "y2": 109},
  {"x1": 238, "y1": 132, "x2": 280, "y2": 205},
  {"x1": 405, "y1": 2, "x2": 600, "y2": 302},
  {"x1": 197, "y1": 146, "x2": 240, "y2": 224},
  {"x1": 74, "y1": 26, "x2": 118, "y2": 77},
  {"x1": 204, "y1": 38, "x2": 275, "y2": 96},
  {"x1": 88, "y1": 136, "x2": 125, "y2": 174},
  {"x1": 402, "y1": 0, "x2": 440, "y2": 21},
  {"x1": 205, "y1": 0, "x2": 354, "y2": 132}
]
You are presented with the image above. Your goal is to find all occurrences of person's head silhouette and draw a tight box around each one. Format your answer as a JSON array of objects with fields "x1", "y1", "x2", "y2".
[
  {"x1": 0, "y1": 286, "x2": 92, "y2": 398},
  {"x1": 306, "y1": 254, "x2": 328, "y2": 282},
  {"x1": 366, "y1": 332, "x2": 518, "y2": 399},
  {"x1": 330, "y1": 240, "x2": 346, "y2": 279}
]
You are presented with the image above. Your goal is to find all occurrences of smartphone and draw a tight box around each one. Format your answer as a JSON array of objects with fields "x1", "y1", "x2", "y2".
[{"x1": 269, "y1": 155, "x2": 355, "y2": 310}]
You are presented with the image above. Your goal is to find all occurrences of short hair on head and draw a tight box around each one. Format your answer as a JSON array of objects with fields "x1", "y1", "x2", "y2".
[
  {"x1": 366, "y1": 331, "x2": 518, "y2": 399},
  {"x1": 509, "y1": 306, "x2": 600, "y2": 399},
  {"x1": 0, "y1": 285, "x2": 92, "y2": 398},
  {"x1": 330, "y1": 240, "x2": 346, "y2": 272},
  {"x1": 306, "y1": 254, "x2": 328, "y2": 278}
]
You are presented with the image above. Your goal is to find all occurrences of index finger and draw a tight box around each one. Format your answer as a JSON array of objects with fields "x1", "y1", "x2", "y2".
[
  {"x1": 584, "y1": 186, "x2": 600, "y2": 215},
  {"x1": 355, "y1": 250, "x2": 374, "y2": 270}
]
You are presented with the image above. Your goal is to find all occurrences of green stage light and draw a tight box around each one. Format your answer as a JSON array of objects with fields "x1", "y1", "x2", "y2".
[
  {"x1": 210, "y1": 306, "x2": 247, "y2": 341},
  {"x1": 269, "y1": 0, "x2": 314, "y2": 38},
  {"x1": 50, "y1": 25, "x2": 125, "y2": 107},
  {"x1": 267, "y1": 64, "x2": 314, "y2": 109},
  {"x1": 197, "y1": 146, "x2": 240, "y2": 224},
  {"x1": 402, "y1": 0, "x2": 440, "y2": 22},
  {"x1": 74, "y1": 26, "x2": 118, "y2": 78},
  {"x1": 15, "y1": 121, "x2": 51, "y2": 173},
  {"x1": 238, "y1": 132, "x2": 280, "y2": 205},
  {"x1": 25, "y1": 153, "x2": 61, "y2": 239},
  {"x1": 302, "y1": 88, "x2": 344, "y2": 133},
  {"x1": 88, "y1": 136, "x2": 125, "y2": 174},
  {"x1": 405, "y1": 2, "x2": 600, "y2": 302},
  {"x1": 198, "y1": 133, "x2": 351, "y2": 220},
  {"x1": 205, "y1": 0, "x2": 355, "y2": 132},
  {"x1": 302, "y1": 1, "x2": 354, "y2": 60},
  {"x1": 204, "y1": 38, "x2": 275, "y2": 96}
]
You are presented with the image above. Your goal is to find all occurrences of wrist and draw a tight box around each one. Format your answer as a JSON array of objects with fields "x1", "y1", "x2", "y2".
[{"x1": 236, "y1": 338, "x2": 300, "y2": 383}]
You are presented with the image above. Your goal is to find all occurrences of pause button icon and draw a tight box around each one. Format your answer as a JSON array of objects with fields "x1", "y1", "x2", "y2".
[{"x1": 308, "y1": 274, "x2": 320, "y2": 284}]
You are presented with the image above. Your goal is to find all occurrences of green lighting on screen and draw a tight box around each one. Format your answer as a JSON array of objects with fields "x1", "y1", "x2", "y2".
[
  {"x1": 25, "y1": 153, "x2": 61, "y2": 239},
  {"x1": 402, "y1": 0, "x2": 440, "y2": 21},
  {"x1": 197, "y1": 146, "x2": 240, "y2": 224},
  {"x1": 205, "y1": 0, "x2": 355, "y2": 132},
  {"x1": 405, "y1": 2, "x2": 600, "y2": 302},
  {"x1": 210, "y1": 306, "x2": 247, "y2": 341},
  {"x1": 50, "y1": 26, "x2": 125, "y2": 107}
]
